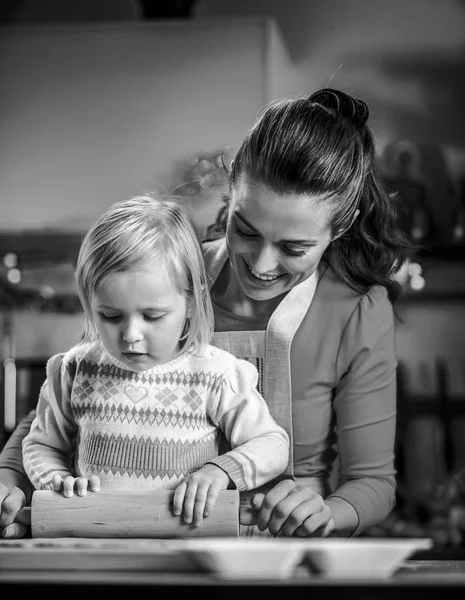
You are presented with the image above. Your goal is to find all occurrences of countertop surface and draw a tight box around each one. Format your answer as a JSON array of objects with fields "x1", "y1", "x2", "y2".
[{"x1": 1, "y1": 538, "x2": 465, "y2": 594}]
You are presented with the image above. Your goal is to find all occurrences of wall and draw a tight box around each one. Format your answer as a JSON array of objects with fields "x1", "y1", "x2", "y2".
[
  {"x1": 0, "y1": 17, "x2": 295, "y2": 232},
  {"x1": 196, "y1": 1, "x2": 465, "y2": 217},
  {"x1": 195, "y1": 0, "x2": 465, "y2": 149}
]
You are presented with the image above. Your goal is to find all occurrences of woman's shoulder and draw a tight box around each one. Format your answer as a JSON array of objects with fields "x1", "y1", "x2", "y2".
[
  {"x1": 316, "y1": 263, "x2": 391, "y2": 310},
  {"x1": 309, "y1": 268, "x2": 396, "y2": 371},
  {"x1": 309, "y1": 264, "x2": 394, "y2": 340}
]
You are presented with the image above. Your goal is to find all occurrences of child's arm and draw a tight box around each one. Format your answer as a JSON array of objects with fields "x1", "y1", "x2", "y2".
[
  {"x1": 208, "y1": 359, "x2": 290, "y2": 491},
  {"x1": 22, "y1": 353, "x2": 78, "y2": 491},
  {"x1": 171, "y1": 359, "x2": 289, "y2": 528}
]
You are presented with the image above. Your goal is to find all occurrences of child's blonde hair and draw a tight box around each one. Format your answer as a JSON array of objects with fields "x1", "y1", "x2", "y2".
[{"x1": 76, "y1": 192, "x2": 214, "y2": 352}]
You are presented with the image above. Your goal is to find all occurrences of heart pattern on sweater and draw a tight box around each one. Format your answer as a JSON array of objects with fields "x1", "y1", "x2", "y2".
[{"x1": 124, "y1": 385, "x2": 149, "y2": 404}]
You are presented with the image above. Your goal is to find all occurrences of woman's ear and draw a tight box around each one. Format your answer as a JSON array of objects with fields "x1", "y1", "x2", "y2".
[
  {"x1": 332, "y1": 209, "x2": 360, "y2": 240},
  {"x1": 348, "y1": 209, "x2": 360, "y2": 230}
]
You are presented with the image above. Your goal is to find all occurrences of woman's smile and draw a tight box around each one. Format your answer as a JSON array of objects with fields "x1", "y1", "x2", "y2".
[{"x1": 245, "y1": 258, "x2": 284, "y2": 282}]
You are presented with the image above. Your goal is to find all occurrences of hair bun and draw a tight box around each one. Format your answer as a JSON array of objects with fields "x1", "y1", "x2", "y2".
[{"x1": 308, "y1": 88, "x2": 369, "y2": 127}]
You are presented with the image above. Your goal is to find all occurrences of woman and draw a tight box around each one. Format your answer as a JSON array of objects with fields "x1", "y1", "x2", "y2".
[{"x1": 0, "y1": 88, "x2": 412, "y2": 539}]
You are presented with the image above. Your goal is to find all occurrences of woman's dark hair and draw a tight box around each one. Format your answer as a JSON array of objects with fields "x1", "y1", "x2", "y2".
[{"x1": 206, "y1": 88, "x2": 414, "y2": 302}]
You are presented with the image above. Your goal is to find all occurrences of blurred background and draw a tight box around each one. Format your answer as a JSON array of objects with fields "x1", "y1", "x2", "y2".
[{"x1": 0, "y1": 0, "x2": 464, "y2": 547}]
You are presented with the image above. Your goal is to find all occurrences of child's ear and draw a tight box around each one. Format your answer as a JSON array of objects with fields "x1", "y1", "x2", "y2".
[{"x1": 186, "y1": 300, "x2": 193, "y2": 318}]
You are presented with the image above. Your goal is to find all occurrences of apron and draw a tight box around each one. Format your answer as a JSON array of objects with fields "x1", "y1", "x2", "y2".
[{"x1": 205, "y1": 240, "x2": 325, "y2": 536}]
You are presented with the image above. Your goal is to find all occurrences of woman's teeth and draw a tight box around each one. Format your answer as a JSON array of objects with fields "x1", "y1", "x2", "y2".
[{"x1": 248, "y1": 264, "x2": 280, "y2": 281}]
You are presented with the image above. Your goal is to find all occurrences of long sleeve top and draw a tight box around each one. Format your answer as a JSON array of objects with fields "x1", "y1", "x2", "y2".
[
  {"x1": 203, "y1": 238, "x2": 397, "y2": 536},
  {"x1": 21, "y1": 341, "x2": 289, "y2": 492}
]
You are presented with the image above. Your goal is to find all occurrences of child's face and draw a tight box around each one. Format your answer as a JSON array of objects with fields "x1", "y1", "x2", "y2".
[{"x1": 90, "y1": 261, "x2": 190, "y2": 372}]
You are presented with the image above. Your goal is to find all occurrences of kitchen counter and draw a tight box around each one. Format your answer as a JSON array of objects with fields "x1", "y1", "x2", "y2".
[{"x1": 1, "y1": 539, "x2": 465, "y2": 598}]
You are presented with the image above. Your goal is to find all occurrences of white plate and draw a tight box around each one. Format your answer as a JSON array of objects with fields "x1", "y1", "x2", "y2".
[{"x1": 182, "y1": 537, "x2": 433, "y2": 580}]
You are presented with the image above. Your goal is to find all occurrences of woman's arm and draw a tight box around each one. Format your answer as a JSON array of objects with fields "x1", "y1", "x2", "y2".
[
  {"x1": 0, "y1": 410, "x2": 36, "y2": 538},
  {"x1": 328, "y1": 285, "x2": 397, "y2": 536},
  {"x1": 207, "y1": 358, "x2": 290, "y2": 492},
  {"x1": 0, "y1": 351, "x2": 75, "y2": 538},
  {"x1": 0, "y1": 410, "x2": 36, "y2": 499}
]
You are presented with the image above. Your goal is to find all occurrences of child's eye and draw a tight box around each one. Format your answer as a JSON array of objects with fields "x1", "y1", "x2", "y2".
[
  {"x1": 99, "y1": 313, "x2": 121, "y2": 322},
  {"x1": 144, "y1": 314, "x2": 162, "y2": 322}
]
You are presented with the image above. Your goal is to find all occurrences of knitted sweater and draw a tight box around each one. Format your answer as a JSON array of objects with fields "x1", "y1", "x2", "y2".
[{"x1": 22, "y1": 341, "x2": 289, "y2": 492}]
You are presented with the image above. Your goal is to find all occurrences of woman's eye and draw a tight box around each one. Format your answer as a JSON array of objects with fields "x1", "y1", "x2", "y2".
[
  {"x1": 282, "y1": 246, "x2": 308, "y2": 258},
  {"x1": 235, "y1": 220, "x2": 309, "y2": 257}
]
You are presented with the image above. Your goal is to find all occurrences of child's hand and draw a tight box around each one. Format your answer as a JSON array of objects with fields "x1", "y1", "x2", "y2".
[
  {"x1": 51, "y1": 474, "x2": 101, "y2": 497},
  {"x1": 173, "y1": 464, "x2": 231, "y2": 527}
]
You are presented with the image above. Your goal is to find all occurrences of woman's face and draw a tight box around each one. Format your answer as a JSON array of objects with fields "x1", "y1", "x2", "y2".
[{"x1": 225, "y1": 176, "x2": 333, "y2": 302}]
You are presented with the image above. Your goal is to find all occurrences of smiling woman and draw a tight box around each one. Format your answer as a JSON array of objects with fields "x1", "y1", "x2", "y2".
[{"x1": 199, "y1": 88, "x2": 415, "y2": 539}]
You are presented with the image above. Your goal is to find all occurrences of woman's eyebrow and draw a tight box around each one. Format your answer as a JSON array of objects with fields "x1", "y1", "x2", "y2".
[{"x1": 236, "y1": 213, "x2": 314, "y2": 245}]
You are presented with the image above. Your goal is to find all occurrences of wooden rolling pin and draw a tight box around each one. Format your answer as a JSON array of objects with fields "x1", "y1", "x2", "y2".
[{"x1": 16, "y1": 489, "x2": 239, "y2": 539}]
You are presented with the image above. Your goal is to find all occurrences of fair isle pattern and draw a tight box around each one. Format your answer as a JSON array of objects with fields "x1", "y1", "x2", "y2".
[
  {"x1": 69, "y1": 353, "x2": 225, "y2": 485},
  {"x1": 23, "y1": 341, "x2": 290, "y2": 494},
  {"x1": 72, "y1": 359, "x2": 225, "y2": 395},
  {"x1": 72, "y1": 402, "x2": 210, "y2": 430}
]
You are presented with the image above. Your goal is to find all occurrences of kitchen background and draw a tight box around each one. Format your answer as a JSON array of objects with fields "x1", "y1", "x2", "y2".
[{"x1": 0, "y1": 0, "x2": 464, "y2": 546}]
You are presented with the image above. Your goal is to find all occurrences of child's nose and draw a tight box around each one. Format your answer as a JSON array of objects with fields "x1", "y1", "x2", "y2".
[{"x1": 122, "y1": 320, "x2": 143, "y2": 343}]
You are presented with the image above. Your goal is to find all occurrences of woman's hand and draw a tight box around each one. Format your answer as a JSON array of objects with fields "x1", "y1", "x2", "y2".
[
  {"x1": 0, "y1": 483, "x2": 28, "y2": 539},
  {"x1": 173, "y1": 464, "x2": 231, "y2": 527},
  {"x1": 240, "y1": 479, "x2": 335, "y2": 537}
]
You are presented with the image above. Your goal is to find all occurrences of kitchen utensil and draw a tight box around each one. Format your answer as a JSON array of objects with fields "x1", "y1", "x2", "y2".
[{"x1": 16, "y1": 488, "x2": 239, "y2": 538}]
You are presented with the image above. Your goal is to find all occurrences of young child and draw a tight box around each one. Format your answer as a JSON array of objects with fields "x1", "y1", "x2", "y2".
[{"x1": 21, "y1": 193, "x2": 289, "y2": 527}]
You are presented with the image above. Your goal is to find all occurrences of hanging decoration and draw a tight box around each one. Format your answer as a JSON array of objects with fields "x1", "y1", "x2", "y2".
[{"x1": 171, "y1": 147, "x2": 233, "y2": 239}]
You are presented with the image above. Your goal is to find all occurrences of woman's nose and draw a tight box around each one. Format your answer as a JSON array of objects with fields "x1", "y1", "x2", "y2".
[
  {"x1": 251, "y1": 243, "x2": 279, "y2": 274},
  {"x1": 122, "y1": 320, "x2": 143, "y2": 343}
]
